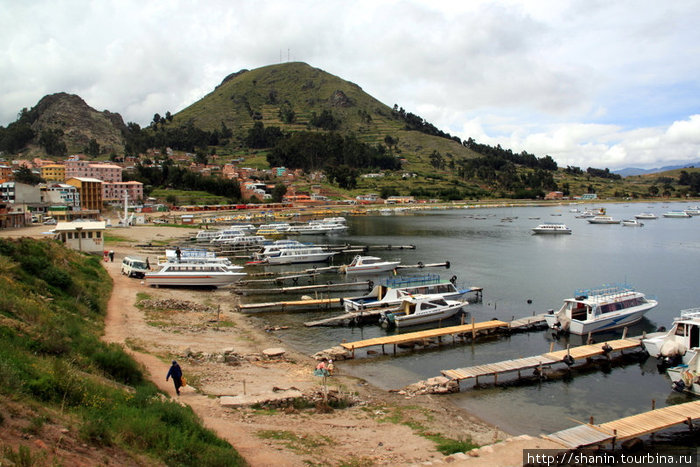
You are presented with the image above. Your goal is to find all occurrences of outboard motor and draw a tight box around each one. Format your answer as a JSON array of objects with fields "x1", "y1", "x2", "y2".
[{"x1": 672, "y1": 379, "x2": 686, "y2": 393}]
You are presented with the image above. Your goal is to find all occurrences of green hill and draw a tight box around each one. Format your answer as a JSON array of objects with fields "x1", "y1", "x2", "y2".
[{"x1": 170, "y1": 62, "x2": 480, "y2": 172}]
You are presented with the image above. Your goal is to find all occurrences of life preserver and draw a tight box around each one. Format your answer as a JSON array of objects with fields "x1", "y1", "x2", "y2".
[{"x1": 682, "y1": 370, "x2": 694, "y2": 387}]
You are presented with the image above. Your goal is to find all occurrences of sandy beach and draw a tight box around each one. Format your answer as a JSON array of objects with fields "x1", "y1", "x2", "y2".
[{"x1": 1, "y1": 223, "x2": 561, "y2": 466}]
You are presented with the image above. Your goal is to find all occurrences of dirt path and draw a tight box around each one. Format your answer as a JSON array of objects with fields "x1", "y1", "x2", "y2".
[{"x1": 3, "y1": 225, "x2": 553, "y2": 466}]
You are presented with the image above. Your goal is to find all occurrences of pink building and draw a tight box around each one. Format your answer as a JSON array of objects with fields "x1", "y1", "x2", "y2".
[
  {"x1": 102, "y1": 181, "x2": 144, "y2": 203},
  {"x1": 65, "y1": 159, "x2": 122, "y2": 182}
]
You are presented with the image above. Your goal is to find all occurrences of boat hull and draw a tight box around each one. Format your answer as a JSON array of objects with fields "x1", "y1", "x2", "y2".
[
  {"x1": 145, "y1": 273, "x2": 244, "y2": 287},
  {"x1": 393, "y1": 303, "x2": 464, "y2": 327},
  {"x1": 345, "y1": 262, "x2": 401, "y2": 274},
  {"x1": 547, "y1": 301, "x2": 657, "y2": 335},
  {"x1": 266, "y1": 253, "x2": 335, "y2": 264}
]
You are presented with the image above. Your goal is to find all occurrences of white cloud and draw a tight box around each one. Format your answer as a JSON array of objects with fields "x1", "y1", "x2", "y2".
[{"x1": 1, "y1": 0, "x2": 699, "y2": 169}]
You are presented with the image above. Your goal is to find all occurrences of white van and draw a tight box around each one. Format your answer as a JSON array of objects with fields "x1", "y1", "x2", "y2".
[{"x1": 121, "y1": 256, "x2": 150, "y2": 278}]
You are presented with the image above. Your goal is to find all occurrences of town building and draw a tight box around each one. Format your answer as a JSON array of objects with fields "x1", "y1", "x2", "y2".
[
  {"x1": 0, "y1": 203, "x2": 27, "y2": 229},
  {"x1": 0, "y1": 165, "x2": 13, "y2": 181},
  {"x1": 41, "y1": 164, "x2": 66, "y2": 182},
  {"x1": 66, "y1": 177, "x2": 103, "y2": 211},
  {"x1": 102, "y1": 181, "x2": 144, "y2": 204},
  {"x1": 544, "y1": 191, "x2": 564, "y2": 200},
  {"x1": 65, "y1": 158, "x2": 122, "y2": 182},
  {"x1": 54, "y1": 221, "x2": 106, "y2": 254},
  {"x1": 42, "y1": 183, "x2": 80, "y2": 208},
  {"x1": 0, "y1": 181, "x2": 44, "y2": 205}
]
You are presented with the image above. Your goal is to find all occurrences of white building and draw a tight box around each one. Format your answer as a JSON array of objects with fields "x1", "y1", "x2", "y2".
[
  {"x1": 43, "y1": 183, "x2": 80, "y2": 208},
  {"x1": 54, "y1": 221, "x2": 106, "y2": 254}
]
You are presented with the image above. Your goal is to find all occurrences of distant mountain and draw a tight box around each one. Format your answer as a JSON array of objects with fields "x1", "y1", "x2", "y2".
[
  {"x1": 615, "y1": 162, "x2": 700, "y2": 177},
  {"x1": 30, "y1": 93, "x2": 128, "y2": 155}
]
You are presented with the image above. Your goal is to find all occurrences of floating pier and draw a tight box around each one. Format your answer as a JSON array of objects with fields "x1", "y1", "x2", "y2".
[
  {"x1": 441, "y1": 337, "x2": 642, "y2": 387},
  {"x1": 237, "y1": 297, "x2": 342, "y2": 313},
  {"x1": 544, "y1": 399, "x2": 700, "y2": 448},
  {"x1": 235, "y1": 281, "x2": 372, "y2": 296},
  {"x1": 333, "y1": 314, "x2": 547, "y2": 357}
]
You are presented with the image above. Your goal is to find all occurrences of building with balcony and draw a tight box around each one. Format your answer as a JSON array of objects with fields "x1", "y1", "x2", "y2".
[
  {"x1": 41, "y1": 164, "x2": 66, "y2": 182},
  {"x1": 66, "y1": 177, "x2": 103, "y2": 211},
  {"x1": 102, "y1": 181, "x2": 144, "y2": 204}
]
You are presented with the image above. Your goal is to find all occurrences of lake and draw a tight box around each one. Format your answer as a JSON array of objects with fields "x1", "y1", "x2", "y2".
[{"x1": 241, "y1": 201, "x2": 700, "y2": 436}]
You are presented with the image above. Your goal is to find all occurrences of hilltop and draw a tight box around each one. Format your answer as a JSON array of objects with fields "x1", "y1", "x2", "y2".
[{"x1": 170, "y1": 62, "x2": 478, "y2": 167}]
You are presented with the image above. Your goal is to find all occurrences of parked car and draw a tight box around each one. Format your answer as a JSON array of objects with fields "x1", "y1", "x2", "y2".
[{"x1": 43, "y1": 218, "x2": 57, "y2": 225}]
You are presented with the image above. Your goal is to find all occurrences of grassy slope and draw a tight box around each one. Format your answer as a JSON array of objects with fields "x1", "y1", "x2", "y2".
[
  {"x1": 170, "y1": 62, "x2": 479, "y2": 173},
  {"x1": 0, "y1": 238, "x2": 245, "y2": 466}
]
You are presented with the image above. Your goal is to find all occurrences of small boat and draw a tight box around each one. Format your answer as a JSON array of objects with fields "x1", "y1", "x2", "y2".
[
  {"x1": 341, "y1": 255, "x2": 401, "y2": 274},
  {"x1": 161, "y1": 249, "x2": 244, "y2": 272},
  {"x1": 634, "y1": 213, "x2": 657, "y2": 220},
  {"x1": 663, "y1": 211, "x2": 691, "y2": 218},
  {"x1": 342, "y1": 274, "x2": 468, "y2": 313},
  {"x1": 531, "y1": 223, "x2": 572, "y2": 234},
  {"x1": 265, "y1": 246, "x2": 336, "y2": 265},
  {"x1": 379, "y1": 295, "x2": 466, "y2": 328},
  {"x1": 621, "y1": 219, "x2": 643, "y2": 227},
  {"x1": 587, "y1": 215, "x2": 621, "y2": 224},
  {"x1": 684, "y1": 209, "x2": 700, "y2": 216},
  {"x1": 641, "y1": 307, "x2": 700, "y2": 365},
  {"x1": 252, "y1": 240, "x2": 308, "y2": 261},
  {"x1": 213, "y1": 235, "x2": 267, "y2": 247},
  {"x1": 544, "y1": 284, "x2": 658, "y2": 335},
  {"x1": 667, "y1": 356, "x2": 700, "y2": 395},
  {"x1": 145, "y1": 262, "x2": 246, "y2": 288}
]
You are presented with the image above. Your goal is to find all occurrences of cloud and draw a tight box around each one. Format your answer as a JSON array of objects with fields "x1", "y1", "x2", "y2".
[{"x1": 1, "y1": 0, "x2": 699, "y2": 169}]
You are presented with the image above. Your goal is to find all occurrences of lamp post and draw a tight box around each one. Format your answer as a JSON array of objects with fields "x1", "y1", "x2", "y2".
[{"x1": 75, "y1": 226, "x2": 82, "y2": 252}]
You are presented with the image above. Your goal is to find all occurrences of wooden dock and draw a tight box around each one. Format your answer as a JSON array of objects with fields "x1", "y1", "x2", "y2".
[
  {"x1": 237, "y1": 297, "x2": 342, "y2": 313},
  {"x1": 441, "y1": 337, "x2": 642, "y2": 385},
  {"x1": 338, "y1": 319, "x2": 512, "y2": 358},
  {"x1": 236, "y1": 281, "x2": 372, "y2": 296},
  {"x1": 545, "y1": 400, "x2": 700, "y2": 448}
]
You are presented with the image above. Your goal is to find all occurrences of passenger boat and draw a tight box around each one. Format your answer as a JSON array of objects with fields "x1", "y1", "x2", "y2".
[
  {"x1": 575, "y1": 210, "x2": 596, "y2": 219},
  {"x1": 342, "y1": 274, "x2": 468, "y2": 313},
  {"x1": 663, "y1": 211, "x2": 691, "y2": 218},
  {"x1": 621, "y1": 219, "x2": 644, "y2": 227},
  {"x1": 162, "y1": 249, "x2": 244, "y2": 272},
  {"x1": 265, "y1": 246, "x2": 336, "y2": 265},
  {"x1": 544, "y1": 284, "x2": 658, "y2": 335},
  {"x1": 145, "y1": 262, "x2": 246, "y2": 287},
  {"x1": 288, "y1": 223, "x2": 347, "y2": 235},
  {"x1": 379, "y1": 295, "x2": 466, "y2": 328},
  {"x1": 209, "y1": 228, "x2": 251, "y2": 244},
  {"x1": 531, "y1": 223, "x2": 572, "y2": 234},
  {"x1": 212, "y1": 235, "x2": 267, "y2": 247},
  {"x1": 641, "y1": 308, "x2": 700, "y2": 365},
  {"x1": 635, "y1": 213, "x2": 657, "y2": 220},
  {"x1": 252, "y1": 240, "x2": 309, "y2": 261},
  {"x1": 341, "y1": 255, "x2": 401, "y2": 274},
  {"x1": 587, "y1": 215, "x2": 621, "y2": 224}
]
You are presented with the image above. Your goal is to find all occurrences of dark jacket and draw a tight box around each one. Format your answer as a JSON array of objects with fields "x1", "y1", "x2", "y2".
[{"x1": 166, "y1": 363, "x2": 182, "y2": 381}]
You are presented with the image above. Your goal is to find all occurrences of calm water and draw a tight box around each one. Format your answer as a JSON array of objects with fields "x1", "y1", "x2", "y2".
[{"x1": 240, "y1": 201, "x2": 700, "y2": 436}]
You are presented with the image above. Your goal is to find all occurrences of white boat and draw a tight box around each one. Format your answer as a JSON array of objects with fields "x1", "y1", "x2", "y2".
[
  {"x1": 209, "y1": 229, "x2": 250, "y2": 243},
  {"x1": 634, "y1": 213, "x2": 657, "y2": 220},
  {"x1": 162, "y1": 249, "x2": 244, "y2": 271},
  {"x1": 252, "y1": 240, "x2": 309, "y2": 261},
  {"x1": 288, "y1": 223, "x2": 347, "y2": 235},
  {"x1": 587, "y1": 215, "x2": 621, "y2": 224},
  {"x1": 667, "y1": 357, "x2": 700, "y2": 395},
  {"x1": 621, "y1": 219, "x2": 643, "y2": 227},
  {"x1": 663, "y1": 211, "x2": 691, "y2": 218},
  {"x1": 685, "y1": 208, "x2": 700, "y2": 216},
  {"x1": 342, "y1": 275, "x2": 468, "y2": 313},
  {"x1": 194, "y1": 229, "x2": 223, "y2": 243},
  {"x1": 379, "y1": 295, "x2": 466, "y2": 328},
  {"x1": 265, "y1": 246, "x2": 336, "y2": 264},
  {"x1": 641, "y1": 308, "x2": 700, "y2": 365},
  {"x1": 531, "y1": 223, "x2": 572, "y2": 234},
  {"x1": 213, "y1": 235, "x2": 267, "y2": 247},
  {"x1": 544, "y1": 284, "x2": 658, "y2": 335},
  {"x1": 145, "y1": 262, "x2": 246, "y2": 287},
  {"x1": 575, "y1": 210, "x2": 596, "y2": 219},
  {"x1": 341, "y1": 255, "x2": 401, "y2": 274}
]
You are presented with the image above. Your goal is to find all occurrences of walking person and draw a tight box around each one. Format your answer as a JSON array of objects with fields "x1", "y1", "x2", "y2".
[
  {"x1": 166, "y1": 360, "x2": 183, "y2": 396},
  {"x1": 108, "y1": 250, "x2": 115, "y2": 262}
]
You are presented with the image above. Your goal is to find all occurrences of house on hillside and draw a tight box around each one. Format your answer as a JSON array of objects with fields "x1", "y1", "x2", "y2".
[{"x1": 54, "y1": 221, "x2": 106, "y2": 254}]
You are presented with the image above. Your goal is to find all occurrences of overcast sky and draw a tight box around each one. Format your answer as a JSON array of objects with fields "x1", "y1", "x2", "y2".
[{"x1": 2, "y1": 0, "x2": 699, "y2": 170}]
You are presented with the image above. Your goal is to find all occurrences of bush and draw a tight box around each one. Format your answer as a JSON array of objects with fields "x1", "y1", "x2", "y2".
[{"x1": 92, "y1": 343, "x2": 143, "y2": 385}]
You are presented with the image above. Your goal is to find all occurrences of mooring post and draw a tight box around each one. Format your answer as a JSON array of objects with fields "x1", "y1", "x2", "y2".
[
  {"x1": 622, "y1": 327, "x2": 628, "y2": 339},
  {"x1": 589, "y1": 416, "x2": 594, "y2": 425},
  {"x1": 549, "y1": 341, "x2": 555, "y2": 353},
  {"x1": 471, "y1": 316, "x2": 476, "y2": 339},
  {"x1": 652, "y1": 399, "x2": 656, "y2": 410}
]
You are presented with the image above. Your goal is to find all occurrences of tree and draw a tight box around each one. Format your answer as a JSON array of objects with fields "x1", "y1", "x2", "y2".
[
  {"x1": 38, "y1": 129, "x2": 67, "y2": 157},
  {"x1": 86, "y1": 138, "x2": 100, "y2": 156},
  {"x1": 271, "y1": 183, "x2": 287, "y2": 203},
  {"x1": 14, "y1": 166, "x2": 44, "y2": 185}
]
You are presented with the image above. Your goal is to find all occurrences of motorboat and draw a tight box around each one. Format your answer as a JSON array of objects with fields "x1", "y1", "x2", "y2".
[
  {"x1": 684, "y1": 208, "x2": 700, "y2": 216},
  {"x1": 252, "y1": 240, "x2": 309, "y2": 261},
  {"x1": 575, "y1": 210, "x2": 596, "y2": 219},
  {"x1": 288, "y1": 222, "x2": 347, "y2": 235},
  {"x1": 145, "y1": 262, "x2": 246, "y2": 287},
  {"x1": 663, "y1": 211, "x2": 691, "y2": 218},
  {"x1": 544, "y1": 284, "x2": 658, "y2": 335},
  {"x1": 621, "y1": 219, "x2": 643, "y2": 227},
  {"x1": 379, "y1": 295, "x2": 466, "y2": 328},
  {"x1": 667, "y1": 355, "x2": 700, "y2": 395},
  {"x1": 264, "y1": 246, "x2": 336, "y2": 265},
  {"x1": 212, "y1": 235, "x2": 267, "y2": 247},
  {"x1": 641, "y1": 308, "x2": 700, "y2": 365},
  {"x1": 531, "y1": 223, "x2": 572, "y2": 234},
  {"x1": 162, "y1": 249, "x2": 244, "y2": 272},
  {"x1": 342, "y1": 274, "x2": 468, "y2": 313},
  {"x1": 634, "y1": 213, "x2": 657, "y2": 220},
  {"x1": 341, "y1": 255, "x2": 401, "y2": 274},
  {"x1": 209, "y1": 228, "x2": 250, "y2": 244},
  {"x1": 587, "y1": 215, "x2": 621, "y2": 224}
]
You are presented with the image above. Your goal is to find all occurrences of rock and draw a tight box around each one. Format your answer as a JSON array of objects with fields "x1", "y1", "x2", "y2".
[
  {"x1": 222, "y1": 347, "x2": 235, "y2": 354},
  {"x1": 425, "y1": 376, "x2": 449, "y2": 386},
  {"x1": 263, "y1": 347, "x2": 286, "y2": 358},
  {"x1": 215, "y1": 354, "x2": 226, "y2": 363}
]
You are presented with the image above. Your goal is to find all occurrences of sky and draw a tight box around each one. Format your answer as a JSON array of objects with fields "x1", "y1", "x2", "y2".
[{"x1": 2, "y1": 0, "x2": 700, "y2": 170}]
